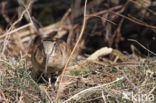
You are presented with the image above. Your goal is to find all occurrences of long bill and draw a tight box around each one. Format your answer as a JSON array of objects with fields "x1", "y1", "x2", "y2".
[
  {"x1": 44, "y1": 43, "x2": 56, "y2": 75},
  {"x1": 44, "y1": 54, "x2": 49, "y2": 75}
]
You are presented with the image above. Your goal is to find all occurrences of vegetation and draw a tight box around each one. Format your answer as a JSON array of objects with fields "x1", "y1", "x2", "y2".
[{"x1": 0, "y1": 0, "x2": 156, "y2": 102}]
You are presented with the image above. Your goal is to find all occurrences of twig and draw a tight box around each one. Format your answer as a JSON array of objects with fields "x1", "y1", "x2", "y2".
[
  {"x1": 0, "y1": 89, "x2": 9, "y2": 103},
  {"x1": 102, "y1": 90, "x2": 107, "y2": 103},
  {"x1": 0, "y1": 59, "x2": 16, "y2": 69},
  {"x1": 55, "y1": 0, "x2": 88, "y2": 101},
  {"x1": 93, "y1": 15, "x2": 116, "y2": 25},
  {"x1": 1, "y1": 1, "x2": 28, "y2": 51},
  {"x1": 1, "y1": 0, "x2": 32, "y2": 57},
  {"x1": 149, "y1": 86, "x2": 156, "y2": 94},
  {"x1": 43, "y1": 88, "x2": 53, "y2": 103},
  {"x1": 0, "y1": 23, "x2": 32, "y2": 39},
  {"x1": 88, "y1": 5, "x2": 122, "y2": 18},
  {"x1": 110, "y1": 11, "x2": 156, "y2": 29},
  {"x1": 63, "y1": 77, "x2": 124, "y2": 103},
  {"x1": 128, "y1": 39, "x2": 156, "y2": 56},
  {"x1": 0, "y1": 8, "x2": 71, "y2": 39},
  {"x1": 115, "y1": 67, "x2": 138, "y2": 89},
  {"x1": 22, "y1": 0, "x2": 38, "y2": 32}
]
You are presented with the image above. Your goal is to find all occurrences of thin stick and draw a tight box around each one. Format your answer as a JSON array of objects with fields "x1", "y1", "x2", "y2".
[
  {"x1": 63, "y1": 77, "x2": 124, "y2": 103},
  {"x1": 43, "y1": 88, "x2": 54, "y2": 103},
  {"x1": 0, "y1": 89, "x2": 9, "y2": 103},
  {"x1": 111, "y1": 11, "x2": 156, "y2": 29},
  {"x1": 0, "y1": 1, "x2": 32, "y2": 57},
  {"x1": 0, "y1": 23, "x2": 32, "y2": 39},
  {"x1": 22, "y1": 0, "x2": 39, "y2": 32},
  {"x1": 128, "y1": 39, "x2": 156, "y2": 56},
  {"x1": 55, "y1": 0, "x2": 88, "y2": 101},
  {"x1": 0, "y1": 59, "x2": 16, "y2": 69}
]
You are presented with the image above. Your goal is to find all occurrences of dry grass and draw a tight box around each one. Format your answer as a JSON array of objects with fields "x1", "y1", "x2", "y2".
[
  {"x1": 0, "y1": 54, "x2": 155, "y2": 102},
  {"x1": 0, "y1": 0, "x2": 156, "y2": 103}
]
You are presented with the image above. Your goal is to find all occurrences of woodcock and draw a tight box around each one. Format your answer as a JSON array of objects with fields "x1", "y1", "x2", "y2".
[{"x1": 31, "y1": 35, "x2": 71, "y2": 80}]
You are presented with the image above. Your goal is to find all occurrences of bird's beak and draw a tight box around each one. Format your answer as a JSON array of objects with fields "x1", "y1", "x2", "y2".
[
  {"x1": 43, "y1": 44, "x2": 55, "y2": 75},
  {"x1": 44, "y1": 54, "x2": 49, "y2": 75}
]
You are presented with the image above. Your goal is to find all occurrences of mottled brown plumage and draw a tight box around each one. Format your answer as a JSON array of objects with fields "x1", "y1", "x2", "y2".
[{"x1": 31, "y1": 35, "x2": 70, "y2": 79}]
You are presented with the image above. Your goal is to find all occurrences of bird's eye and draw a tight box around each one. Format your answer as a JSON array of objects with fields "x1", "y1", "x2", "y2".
[{"x1": 38, "y1": 44, "x2": 45, "y2": 56}]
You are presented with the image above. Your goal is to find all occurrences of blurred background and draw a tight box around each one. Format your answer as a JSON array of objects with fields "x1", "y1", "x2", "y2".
[{"x1": 0, "y1": 0, "x2": 155, "y2": 58}]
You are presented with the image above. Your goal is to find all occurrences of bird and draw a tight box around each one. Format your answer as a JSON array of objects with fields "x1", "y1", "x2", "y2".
[{"x1": 30, "y1": 35, "x2": 71, "y2": 83}]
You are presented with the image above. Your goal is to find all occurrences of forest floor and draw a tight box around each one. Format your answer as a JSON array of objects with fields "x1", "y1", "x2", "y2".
[
  {"x1": 0, "y1": 0, "x2": 156, "y2": 102},
  {"x1": 0, "y1": 51, "x2": 156, "y2": 103}
]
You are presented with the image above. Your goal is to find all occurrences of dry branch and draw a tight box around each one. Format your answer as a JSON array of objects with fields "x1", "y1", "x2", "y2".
[
  {"x1": 55, "y1": 0, "x2": 88, "y2": 101},
  {"x1": 63, "y1": 77, "x2": 124, "y2": 103}
]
